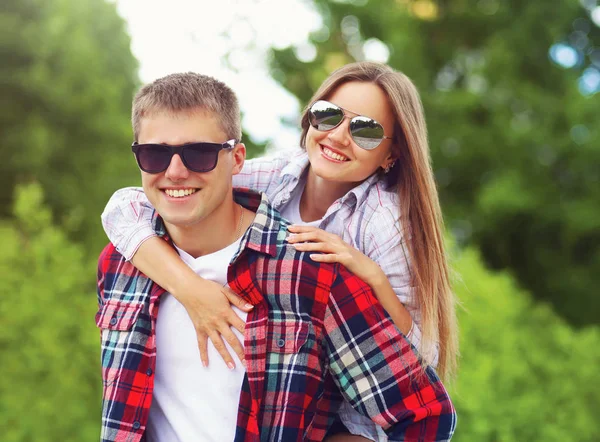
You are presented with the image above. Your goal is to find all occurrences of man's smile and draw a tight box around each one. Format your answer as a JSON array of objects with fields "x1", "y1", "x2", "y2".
[{"x1": 162, "y1": 188, "x2": 199, "y2": 198}]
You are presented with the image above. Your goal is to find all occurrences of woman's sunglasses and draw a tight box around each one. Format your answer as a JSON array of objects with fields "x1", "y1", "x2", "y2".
[
  {"x1": 308, "y1": 100, "x2": 393, "y2": 150},
  {"x1": 131, "y1": 139, "x2": 238, "y2": 174}
]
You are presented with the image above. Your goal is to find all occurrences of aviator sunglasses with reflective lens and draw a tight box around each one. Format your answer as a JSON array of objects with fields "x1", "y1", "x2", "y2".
[
  {"x1": 308, "y1": 100, "x2": 393, "y2": 150},
  {"x1": 131, "y1": 139, "x2": 238, "y2": 174}
]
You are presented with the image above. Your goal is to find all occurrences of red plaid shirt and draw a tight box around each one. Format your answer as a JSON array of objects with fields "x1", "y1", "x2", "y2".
[{"x1": 96, "y1": 190, "x2": 456, "y2": 441}]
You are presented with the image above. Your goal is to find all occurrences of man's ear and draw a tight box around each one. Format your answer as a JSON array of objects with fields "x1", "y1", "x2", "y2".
[{"x1": 232, "y1": 142, "x2": 246, "y2": 175}]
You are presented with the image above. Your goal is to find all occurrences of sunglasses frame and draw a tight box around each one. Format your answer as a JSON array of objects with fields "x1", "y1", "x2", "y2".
[
  {"x1": 131, "y1": 139, "x2": 238, "y2": 174},
  {"x1": 308, "y1": 100, "x2": 393, "y2": 150}
]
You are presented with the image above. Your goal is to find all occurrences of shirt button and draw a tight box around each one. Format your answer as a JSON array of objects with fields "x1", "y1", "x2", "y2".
[
  {"x1": 109, "y1": 317, "x2": 117, "y2": 326},
  {"x1": 146, "y1": 368, "x2": 153, "y2": 376},
  {"x1": 277, "y1": 339, "x2": 285, "y2": 348},
  {"x1": 133, "y1": 421, "x2": 141, "y2": 430}
]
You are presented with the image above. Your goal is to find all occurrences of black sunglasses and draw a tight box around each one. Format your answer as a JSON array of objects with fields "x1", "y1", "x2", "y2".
[
  {"x1": 308, "y1": 100, "x2": 393, "y2": 150},
  {"x1": 131, "y1": 139, "x2": 238, "y2": 174}
]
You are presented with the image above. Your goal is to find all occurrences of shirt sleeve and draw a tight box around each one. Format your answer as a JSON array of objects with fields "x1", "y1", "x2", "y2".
[
  {"x1": 232, "y1": 155, "x2": 289, "y2": 194},
  {"x1": 324, "y1": 265, "x2": 456, "y2": 441},
  {"x1": 100, "y1": 187, "x2": 156, "y2": 261},
  {"x1": 364, "y1": 206, "x2": 440, "y2": 367}
]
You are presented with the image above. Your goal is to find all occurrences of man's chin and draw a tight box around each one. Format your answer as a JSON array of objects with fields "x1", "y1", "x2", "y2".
[{"x1": 161, "y1": 215, "x2": 200, "y2": 229}]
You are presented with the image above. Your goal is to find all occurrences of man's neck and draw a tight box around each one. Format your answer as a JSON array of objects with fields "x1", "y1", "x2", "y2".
[{"x1": 165, "y1": 200, "x2": 242, "y2": 259}]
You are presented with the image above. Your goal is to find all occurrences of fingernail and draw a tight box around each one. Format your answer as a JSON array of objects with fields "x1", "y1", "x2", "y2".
[
  {"x1": 227, "y1": 362, "x2": 235, "y2": 370},
  {"x1": 245, "y1": 303, "x2": 254, "y2": 309},
  {"x1": 242, "y1": 359, "x2": 247, "y2": 368},
  {"x1": 202, "y1": 361, "x2": 208, "y2": 368}
]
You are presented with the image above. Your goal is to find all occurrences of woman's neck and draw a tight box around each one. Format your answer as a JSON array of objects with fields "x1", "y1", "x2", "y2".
[{"x1": 300, "y1": 168, "x2": 356, "y2": 222}]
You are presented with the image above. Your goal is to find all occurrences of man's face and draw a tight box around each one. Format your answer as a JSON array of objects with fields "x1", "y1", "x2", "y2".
[{"x1": 137, "y1": 110, "x2": 242, "y2": 232}]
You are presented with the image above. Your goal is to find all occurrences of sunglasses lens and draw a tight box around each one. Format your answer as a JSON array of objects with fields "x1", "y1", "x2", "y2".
[
  {"x1": 136, "y1": 145, "x2": 172, "y2": 173},
  {"x1": 182, "y1": 144, "x2": 221, "y2": 172},
  {"x1": 350, "y1": 116, "x2": 385, "y2": 150},
  {"x1": 309, "y1": 100, "x2": 344, "y2": 131}
]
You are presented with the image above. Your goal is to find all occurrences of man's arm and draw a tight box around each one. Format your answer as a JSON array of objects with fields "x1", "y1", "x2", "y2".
[
  {"x1": 97, "y1": 244, "x2": 112, "y2": 310},
  {"x1": 324, "y1": 264, "x2": 456, "y2": 441}
]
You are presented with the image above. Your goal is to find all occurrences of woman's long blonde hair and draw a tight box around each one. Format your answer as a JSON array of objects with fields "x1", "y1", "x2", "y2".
[{"x1": 299, "y1": 61, "x2": 458, "y2": 381}]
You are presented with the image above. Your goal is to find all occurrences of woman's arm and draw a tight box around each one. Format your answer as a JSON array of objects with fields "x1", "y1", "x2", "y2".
[{"x1": 101, "y1": 187, "x2": 156, "y2": 260}]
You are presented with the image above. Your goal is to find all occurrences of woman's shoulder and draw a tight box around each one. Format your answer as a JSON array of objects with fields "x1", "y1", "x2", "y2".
[
  {"x1": 341, "y1": 181, "x2": 403, "y2": 256},
  {"x1": 359, "y1": 180, "x2": 401, "y2": 220},
  {"x1": 339, "y1": 180, "x2": 403, "y2": 248}
]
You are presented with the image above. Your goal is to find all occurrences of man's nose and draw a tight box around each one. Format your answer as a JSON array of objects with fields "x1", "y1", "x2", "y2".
[{"x1": 164, "y1": 154, "x2": 190, "y2": 181}]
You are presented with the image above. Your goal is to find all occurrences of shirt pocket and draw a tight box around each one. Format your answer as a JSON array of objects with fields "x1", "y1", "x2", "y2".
[
  {"x1": 96, "y1": 298, "x2": 143, "y2": 330},
  {"x1": 95, "y1": 299, "x2": 145, "y2": 386},
  {"x1": 267, "y1": 319, "x2": 310, "y2": 355}
]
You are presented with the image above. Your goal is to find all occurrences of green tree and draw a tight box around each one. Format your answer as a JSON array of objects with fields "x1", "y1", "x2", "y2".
[
  {"x1": 0, "y1": 0, "x2": 139, "y2": 252},
  {"x1": 268, "y1": 0, "x2": 600, "y2": 326},
  {"x1": 0, "y1": 183, "x2": 100, "y2": 441},
  {"x1": 450, "y1": 244, "x2": 600, "y2": 441}
]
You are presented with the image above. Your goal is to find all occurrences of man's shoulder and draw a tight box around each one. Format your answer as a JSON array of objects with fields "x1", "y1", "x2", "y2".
[
  {"x1": 97, "y1": 243, "x2": 142, "y2": 292},
  {"x1": 268, "y1": 239, "x2": 367, "y2": 292},
  {"x1": 98, "y1": 242, "x2": 124, "y2": 273}
]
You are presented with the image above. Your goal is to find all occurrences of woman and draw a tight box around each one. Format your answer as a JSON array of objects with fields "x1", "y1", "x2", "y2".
[{"x1": 102, "y1": 61, "x2": 458, "y2": 440}]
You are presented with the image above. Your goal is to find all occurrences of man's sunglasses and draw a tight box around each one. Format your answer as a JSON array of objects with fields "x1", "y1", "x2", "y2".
[
  {"x1": 308, "y1": 100, "x2": 393, "y2": 150},
  {"x1": 131, "y1": 139, "x2": 238, "y2": 174}
]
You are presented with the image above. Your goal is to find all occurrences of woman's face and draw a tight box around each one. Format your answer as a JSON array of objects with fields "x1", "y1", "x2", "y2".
[{"x1": 305, "y1": 81, "x2": 396, "y2": 187}]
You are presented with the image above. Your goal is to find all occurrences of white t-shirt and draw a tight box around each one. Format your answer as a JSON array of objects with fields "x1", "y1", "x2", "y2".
[{"x1": 146, "y1": 239, "x2": 247, "y2": 442}]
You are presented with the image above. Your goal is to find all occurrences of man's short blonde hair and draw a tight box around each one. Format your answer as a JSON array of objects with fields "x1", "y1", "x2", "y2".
[{"x1": 132, "y1": 72, "x2": 241, "y2": 142}]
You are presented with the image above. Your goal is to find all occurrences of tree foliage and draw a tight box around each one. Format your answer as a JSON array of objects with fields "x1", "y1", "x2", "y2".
[
  {"x1": 268, "y1": 0, "x2": 600, "y2": 326},
  {"x1": 0, "y1": 183, "x2": 100, "y2": 441},
  {"x1": 0, "y1": 0, "x2": 140, "y2": 253},
  {"x1": 450, "y1": 243, "x2": 600, "y2": 441}
]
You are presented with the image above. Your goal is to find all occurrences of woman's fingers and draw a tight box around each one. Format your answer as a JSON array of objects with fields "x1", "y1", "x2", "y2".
[
  {"x1": 223, "y1": 287, "x2": 254, "y2": 312},
  {"x1": 195, "y1": 313, "x2": 246, "y2": 367},
  {"x1": 287, "y1": 224, "x2": 319, "y2": 233},
  {"x1": 290, "y1": 241, "x2": 334, "y2": 253},
  {"x1": 287, "y1": 232, "x2": 339, "y2": 246},
  {"x1": 228, "y1": 311, "x2": 246, "y2": 335},
  {"x1": 219, "y1": 325, "x2": 246, "y2": 368},
  {"x1": 287, "y1": 225, "x2": 335, "y2": 241},
  {"x1": 308, "y1": 253, "x2": 341, "y2": 263},
  {"x1": 197, "y1": 331, "x2": 209, "y2": 367},
  {"x1": 208, "y1": 332, "x2": 237, "y2": 370}
]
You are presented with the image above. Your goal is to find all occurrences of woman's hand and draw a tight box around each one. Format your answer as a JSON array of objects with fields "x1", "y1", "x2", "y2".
[
  {"x1": 286, "y1": 224, "x2": 413, "y2": 335},
  {"x1": 174, "y1": 276, "x2": 254, "y2": 370},
  {"x1": 286, "y1": 225, "x2": 384, "y2": 285}
]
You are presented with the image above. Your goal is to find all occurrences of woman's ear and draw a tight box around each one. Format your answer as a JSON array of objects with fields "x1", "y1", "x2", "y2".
[{"x1": 380, "y1": 151, "x2": 398, "y2": 171}]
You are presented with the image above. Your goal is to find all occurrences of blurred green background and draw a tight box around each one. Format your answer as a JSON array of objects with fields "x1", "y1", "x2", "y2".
[{"x1": 1, "y1": 0, "x2": 599, "y2": 440}]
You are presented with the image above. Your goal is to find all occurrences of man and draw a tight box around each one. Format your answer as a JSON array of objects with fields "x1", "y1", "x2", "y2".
[{"x1": 96, "y1": 72, "x2": 456, "y2": 442}]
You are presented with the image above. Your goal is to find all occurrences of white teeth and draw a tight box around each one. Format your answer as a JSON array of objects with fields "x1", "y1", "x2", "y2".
[
  {"x1": 165, "y1": 188, "x2": 197, "y2": 198},
  {"x1": 322, "y1": 147, "x2": 349, "y2": 162}
]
